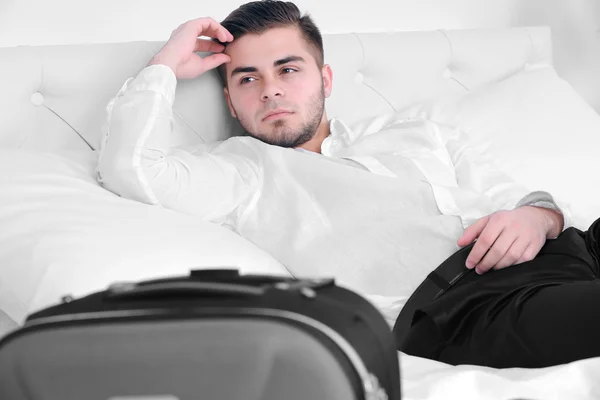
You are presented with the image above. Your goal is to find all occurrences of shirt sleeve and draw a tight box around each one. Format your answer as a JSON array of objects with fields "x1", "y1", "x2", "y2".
[
  {"x1": 95, "y1": 64, "x2": 260, "y2": 226},
  {"x1": 432, "y1": 121, "x2": 572, "y2": 232}
]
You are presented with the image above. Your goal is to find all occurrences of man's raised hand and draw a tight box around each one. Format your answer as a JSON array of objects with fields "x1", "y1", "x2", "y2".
[{"x1": 149, "y1": 17, "x2": 234, "y2": 80}]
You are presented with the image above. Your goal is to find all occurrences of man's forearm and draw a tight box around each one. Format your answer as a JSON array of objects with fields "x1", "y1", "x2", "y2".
[
  {"x1": 96, "y1": 63, "x2": 260, "y2": 223},
  {"x1": 96, "y1": 64, "x2": 177, "y2": 205},
  {"x1": 148, "y1": 53, "x2": 178, "y2": 76}
]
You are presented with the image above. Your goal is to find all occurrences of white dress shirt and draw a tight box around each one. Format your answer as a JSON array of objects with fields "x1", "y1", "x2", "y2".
[{"x1": 96, "y1": 64, "x2": 570, "y2": 300}]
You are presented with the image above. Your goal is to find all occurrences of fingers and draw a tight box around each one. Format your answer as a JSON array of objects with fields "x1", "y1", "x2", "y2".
[
  {"x1": 194, "y1": 38, "x2": 226, "y2": 53},
  {"x1": 198, "y1": 53, "x2": 231, "y2": 72},
  {"x1": 188, "y1": 17, "x2": 234, "y2": 43},
  {"x1": 457, "y1": 216, "x2": 488, "y2": 247},
  {"x1": 492, "y1": 235, "x2": 528, "y2": 270},
  {"x1": 465, "y1": 219, "x2": 503, "y2": 271},
  {"x1": 475, "y1": 232, "x2": 521, "y2": 273},
  {"x1": 471, "y1": 230, "x2": 510, "y2": 275},
  {"x1": 515, "y1": 244, "x2": 539, "y2": 265},
  {"x1": 460, "y1": 208, "x2": 549, "y2": 275}
]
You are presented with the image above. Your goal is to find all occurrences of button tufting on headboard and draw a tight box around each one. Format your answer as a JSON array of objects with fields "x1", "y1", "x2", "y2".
[
  {"x1": 30, "y1": 92, "x2": 44, "y2": 107},
  {"x1": 354, "y1": 72, "x2": 365, "y2": 84}
]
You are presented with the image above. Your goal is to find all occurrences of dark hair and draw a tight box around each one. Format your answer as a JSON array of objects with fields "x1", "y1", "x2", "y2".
[{"x1": 214, "y1": 0, "x2": 324, "y2": 86}]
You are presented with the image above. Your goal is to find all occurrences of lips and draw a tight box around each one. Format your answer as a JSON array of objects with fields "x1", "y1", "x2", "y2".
[{"x1": 262, "y1": 109, "x2": 293, "y2": 121}]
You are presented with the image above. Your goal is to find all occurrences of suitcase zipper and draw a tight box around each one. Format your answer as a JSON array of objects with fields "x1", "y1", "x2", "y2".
[
  {"x1": 247, "y1": 308, "x2": 389, "y2": 400},
  {"x1": 307, "y1": 292, "x2": 395, "y2": 399},
  {"x1": 15, "y1": 307, "x2": 388, "y2": 400},
  {"x1": 273, "y1": 280, "x2": 394, "y2": 398}
]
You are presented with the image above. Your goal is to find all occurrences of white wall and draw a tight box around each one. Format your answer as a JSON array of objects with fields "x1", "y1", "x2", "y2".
[
  {"x1": 513, "y1": 0, "x2": 600, "y2": 112},
  {"x1": 0, "y1": 0, "x2": 520, "y2": 47},
  {"x1": 1, "y1": 0, "x2": 598, "y2": 111}
]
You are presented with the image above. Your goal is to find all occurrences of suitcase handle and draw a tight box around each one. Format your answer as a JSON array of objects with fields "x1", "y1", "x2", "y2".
[{"x1": 106, "y1": 281, "x2": 265, "y2": 299}]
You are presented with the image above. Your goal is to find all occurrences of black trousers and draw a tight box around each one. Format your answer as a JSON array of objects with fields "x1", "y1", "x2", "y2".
[{"x1": 400, "y1": 216, "x2": 600, "y2": 368}]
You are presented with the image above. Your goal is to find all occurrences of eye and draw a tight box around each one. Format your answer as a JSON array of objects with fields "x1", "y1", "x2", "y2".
[
  {"x1": 281, "y1": 67, "x2": 297, "y2": 74},
  {"x1": 240, "y1": 76, "x2": 256, "y2": 85}
]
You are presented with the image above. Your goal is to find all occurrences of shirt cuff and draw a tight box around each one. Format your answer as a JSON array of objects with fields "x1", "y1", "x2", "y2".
[{"x1": 122, "y1": 64, "x2": 177, "y2": 105}]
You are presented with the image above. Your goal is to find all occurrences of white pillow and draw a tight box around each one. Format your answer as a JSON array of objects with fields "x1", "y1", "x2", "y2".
[
  {"x1": 427, "y1": 65, "x2": 600, "y2": 230},
  {"x1": 0, "y1": 149, "x2": 290, "y2": 324}
]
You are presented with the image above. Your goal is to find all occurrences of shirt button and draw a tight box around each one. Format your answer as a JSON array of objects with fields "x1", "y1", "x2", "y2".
[{"x1": 30, "y1": 92, "x2": 45, "y2": 106}]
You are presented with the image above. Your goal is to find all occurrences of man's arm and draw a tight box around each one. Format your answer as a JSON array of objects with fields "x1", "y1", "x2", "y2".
[
  {"x1": 96, "y1": 18, "x2": 259, "y2": 225},
  {"x1": 433, "y1": 121, "x2": 571, "y2": 231},
  {"x1": 432, "y1": 121, "x2": 570, "y2": 273}
]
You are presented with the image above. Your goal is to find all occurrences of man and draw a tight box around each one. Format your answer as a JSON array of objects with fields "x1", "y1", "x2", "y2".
[{"x1": 97, "y1": 0, "x2": 600, "y2": 369}]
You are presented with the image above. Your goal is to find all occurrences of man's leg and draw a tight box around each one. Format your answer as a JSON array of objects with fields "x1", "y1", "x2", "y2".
[
  {"x1": 402, "y1": 217, "x2": 600, "y2": 368},
  {"x1": 434, "y1": 279, "x2": 600, "y2": 368}
]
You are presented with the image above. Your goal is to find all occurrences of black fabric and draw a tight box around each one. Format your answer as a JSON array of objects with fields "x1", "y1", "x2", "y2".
[
  {"x1": 392, "y1": 242, "x2": 476, "y2": 348},
  {"x1": 399, "y1": 216, "x2": 600, "y2": 368}
]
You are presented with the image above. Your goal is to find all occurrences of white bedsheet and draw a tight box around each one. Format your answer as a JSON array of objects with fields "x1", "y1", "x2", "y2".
[
  {"x1": 365, "y1": 295, "x2": 600, "y2": 400},
  {"x1": 400, "y1": 353, "x2": 600, "y2": 400}
]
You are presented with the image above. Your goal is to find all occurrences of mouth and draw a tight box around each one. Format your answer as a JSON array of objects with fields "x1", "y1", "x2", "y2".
[{"x1": 262, "y1": 110, "x2": 294, "y2": 121}]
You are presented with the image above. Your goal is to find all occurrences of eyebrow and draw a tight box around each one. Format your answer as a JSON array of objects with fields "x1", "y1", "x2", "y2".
[{"x1": 230, "y1": 55, "x2": 306, "y2": 79}]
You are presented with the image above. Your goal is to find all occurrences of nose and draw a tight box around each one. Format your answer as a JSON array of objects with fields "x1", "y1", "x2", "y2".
[{"x1": 260, "y1": 78, "x2": 284, "y2": 101}]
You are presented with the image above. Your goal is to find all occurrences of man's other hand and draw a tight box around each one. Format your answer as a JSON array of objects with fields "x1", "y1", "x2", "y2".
[{"x1": 457, "y1": 206, "x2": 564, "y2": 275}]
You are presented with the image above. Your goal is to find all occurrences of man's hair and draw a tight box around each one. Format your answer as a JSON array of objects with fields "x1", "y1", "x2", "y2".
[{"x1": 214, "y1": 0, "x2": 324, "y2": 87}]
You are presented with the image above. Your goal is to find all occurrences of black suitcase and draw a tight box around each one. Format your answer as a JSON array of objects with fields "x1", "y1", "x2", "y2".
[{"x1": 0, "y1": 269, "x2": 401, "y2": 400}]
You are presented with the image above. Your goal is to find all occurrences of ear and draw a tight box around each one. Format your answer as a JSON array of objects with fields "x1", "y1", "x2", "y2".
[
  {"x1": 321, "y1": 64, "x2": 333, "y2": 98},
  {"x1": 223, "y1": 87, "x2": 237, "y2": 118}
]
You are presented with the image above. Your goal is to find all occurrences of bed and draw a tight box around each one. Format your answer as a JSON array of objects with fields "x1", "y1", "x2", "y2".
[{"x1": 2, "y1": 26, "x2": 600, "y2": 399}]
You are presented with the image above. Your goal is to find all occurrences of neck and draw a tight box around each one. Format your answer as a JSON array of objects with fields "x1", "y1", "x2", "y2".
[{"x1": 296, "y1": 115, "x2": 330, "y2": 154}]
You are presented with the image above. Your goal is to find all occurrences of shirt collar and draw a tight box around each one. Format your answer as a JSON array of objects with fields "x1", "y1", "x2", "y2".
[{"x1": 293, "y1": 117, "x2": 355, "y2": 157}]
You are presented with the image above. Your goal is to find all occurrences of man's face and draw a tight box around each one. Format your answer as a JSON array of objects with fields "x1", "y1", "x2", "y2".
[{"x1": 223, "y1": 26, "x2": 332, "y2": 148}]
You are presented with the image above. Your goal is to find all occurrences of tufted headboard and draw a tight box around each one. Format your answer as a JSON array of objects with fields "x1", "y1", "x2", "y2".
[{"x1": 0, "y1": 26, "x2": 551, "y2": 151}]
